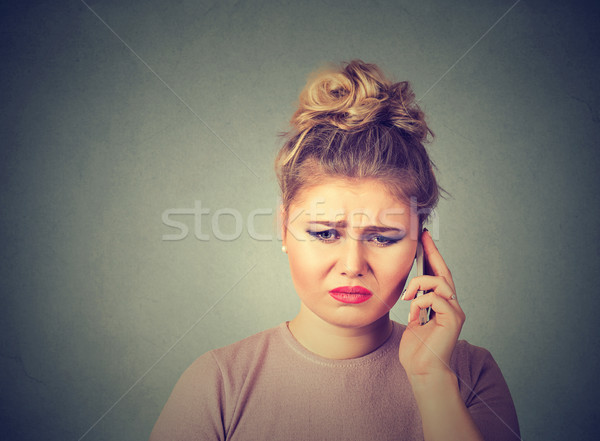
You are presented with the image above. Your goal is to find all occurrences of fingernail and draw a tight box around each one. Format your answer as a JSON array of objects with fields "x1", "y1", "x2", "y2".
[
  {"x1": 400, "y1": 288, "x2": 407, "y2": 300},
  {"x1": 407, "y1": 311, "x2": 411, "y2": 323}
]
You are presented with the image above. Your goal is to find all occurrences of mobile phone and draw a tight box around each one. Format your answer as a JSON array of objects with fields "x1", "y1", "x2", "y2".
[{"x1": 416, "y1": 240, "x2": 431, "y2": 325}]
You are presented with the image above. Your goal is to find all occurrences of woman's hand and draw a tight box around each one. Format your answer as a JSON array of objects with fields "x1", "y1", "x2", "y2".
[
  {"x1": 398, "y1": 230, "x2": 484, "y2": 441},
  {"x1": 399, "y1": 229, "x2": 466, "y2": 380}
]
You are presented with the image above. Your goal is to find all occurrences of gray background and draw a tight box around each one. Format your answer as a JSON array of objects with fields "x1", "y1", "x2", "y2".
[{"x1": 1, "y1": 0, "x2": 599, "y2": 440}]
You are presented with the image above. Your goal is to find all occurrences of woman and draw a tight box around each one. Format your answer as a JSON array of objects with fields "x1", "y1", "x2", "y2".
[{"x1": 149, "y1": 60, "x2": 520, "y2": 440}]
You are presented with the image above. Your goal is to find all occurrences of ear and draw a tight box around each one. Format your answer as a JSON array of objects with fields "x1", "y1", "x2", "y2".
[{"x1": 279, "y1": 204, "x2": 287, "y2": 247}]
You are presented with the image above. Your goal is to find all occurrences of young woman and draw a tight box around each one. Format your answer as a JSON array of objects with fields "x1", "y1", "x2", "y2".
[{"x1": 150, "y1": 60, "x2": 520, "y2": 441}]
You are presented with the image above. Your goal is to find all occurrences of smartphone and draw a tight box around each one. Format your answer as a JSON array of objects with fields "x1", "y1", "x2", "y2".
[{"x1": 416, "y1": 240, "x2": 431, "y2": 325}]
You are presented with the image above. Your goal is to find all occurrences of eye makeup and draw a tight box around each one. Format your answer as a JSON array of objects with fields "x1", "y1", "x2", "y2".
[
  {"x1": 306, "y1": 228, "x2": 404, "y2": 247},
  {"x1": 307, "y1": 229, "x2": 340, "y2": 242},
  {"x1": 363, "y1": 233, "x2": 403, "y2": 247}
]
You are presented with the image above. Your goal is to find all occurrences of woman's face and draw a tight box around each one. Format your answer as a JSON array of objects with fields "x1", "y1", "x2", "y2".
[{"x1": 283, "y1": 177, "x2": 418, "y2": 329}]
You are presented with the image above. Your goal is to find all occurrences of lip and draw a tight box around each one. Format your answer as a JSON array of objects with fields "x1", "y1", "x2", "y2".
[{"x1": 329, "y1": 286, "x2": 373, "y2": 304}]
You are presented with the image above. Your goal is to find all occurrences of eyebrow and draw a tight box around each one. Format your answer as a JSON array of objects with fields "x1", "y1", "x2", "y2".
[{"x1": 306, "y1": 220, "x2": 404, "y2": 234}]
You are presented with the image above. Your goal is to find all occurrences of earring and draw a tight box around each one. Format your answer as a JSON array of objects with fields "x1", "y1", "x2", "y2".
[{"x1": 282, "y1": 245, "x2": 287, "y2": 253}]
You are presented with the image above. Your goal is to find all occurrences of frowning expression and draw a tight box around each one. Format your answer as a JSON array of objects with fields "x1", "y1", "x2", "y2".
[{"x1": 282, "y1": 178, "x2": 418, "y2": 329}]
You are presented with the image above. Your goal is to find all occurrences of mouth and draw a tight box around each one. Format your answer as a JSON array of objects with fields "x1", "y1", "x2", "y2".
[{"x1": 329, "y1": 286, "x2": 373, "y2": 304}]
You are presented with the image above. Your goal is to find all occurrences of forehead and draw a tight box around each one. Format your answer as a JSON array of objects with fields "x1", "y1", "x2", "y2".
[{"x1": 290, "y1": 178, "x2": 411, "y2": 226}]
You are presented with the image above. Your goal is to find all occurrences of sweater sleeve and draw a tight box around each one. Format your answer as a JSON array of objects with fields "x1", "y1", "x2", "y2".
[
  {"x1": 149, "y1": 352, "x2": 226, "y2": 441},
  {"x1": 454, "y1": 342, "x2": 521, "y2": 441}
]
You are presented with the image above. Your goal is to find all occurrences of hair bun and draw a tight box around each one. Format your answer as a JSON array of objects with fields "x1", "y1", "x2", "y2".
[{"x1": 291, "y1": 60, "x2": 430, "y2": 141}]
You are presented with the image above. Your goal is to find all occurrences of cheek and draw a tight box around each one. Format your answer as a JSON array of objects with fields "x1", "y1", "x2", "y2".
[
  {"x1": 286, "y1": 241, "x2": 331, "y2": 290},
  {"x1": 372, "y1": 247, "x2": 416, "y2": 290}
]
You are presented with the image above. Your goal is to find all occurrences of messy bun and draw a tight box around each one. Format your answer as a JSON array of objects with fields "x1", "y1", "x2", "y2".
[
  {"x1": 275, "y1": 60, "x2": 440, "y2": 226},
  {"x1": 292, "y1": 61, "x2": 430, "y2": 138}
]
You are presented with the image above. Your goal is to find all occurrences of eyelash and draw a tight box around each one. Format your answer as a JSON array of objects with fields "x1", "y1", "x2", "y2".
[
  {"x1": 307, "y1": 229, "x2": 339, "y2": 243},
  {"x1": 307, "y1": 229, "x2": 401, "y2": 247}
]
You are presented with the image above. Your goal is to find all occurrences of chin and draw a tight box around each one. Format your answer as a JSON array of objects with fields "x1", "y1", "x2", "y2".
[{"x1": 322, "y1": 305, "x2": 391, "y2": 329}]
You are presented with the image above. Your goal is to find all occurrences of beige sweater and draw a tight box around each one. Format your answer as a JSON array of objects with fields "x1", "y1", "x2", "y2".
[{"x1": 150, "y1": 321, "x2": 520, "y2": 440}]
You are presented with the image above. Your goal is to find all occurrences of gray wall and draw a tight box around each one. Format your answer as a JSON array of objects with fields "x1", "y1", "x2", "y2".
[{"x1": 2, "y1": 0, "x2": 599, "y2": 440}]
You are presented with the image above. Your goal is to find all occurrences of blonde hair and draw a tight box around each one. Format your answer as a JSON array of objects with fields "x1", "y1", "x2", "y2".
[{"x1": 275, "y1": 60, "x2": 440, "y2": 225}]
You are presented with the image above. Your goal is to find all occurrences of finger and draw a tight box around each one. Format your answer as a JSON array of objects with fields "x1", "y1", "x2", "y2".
[
  {"x1": 408, "y1": 294, "x2": 465, "y2": 325},
  {"x1": 401, "y1": 275, "x2": 456, "y2": 303},
  {"x1": 421, "y1": 230, "x2": 455, "y2": 292},
  {"x1": 407, "y1": 292, "x2": 465, "y2": 326},
  {"x1": 402, "y1": 278, "x2": 464, "y2": 320}
]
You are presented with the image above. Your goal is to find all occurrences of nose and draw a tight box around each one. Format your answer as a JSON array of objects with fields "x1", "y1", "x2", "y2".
[{"x1": 339, "y1": 237, "x2": 369, "y2": 278}]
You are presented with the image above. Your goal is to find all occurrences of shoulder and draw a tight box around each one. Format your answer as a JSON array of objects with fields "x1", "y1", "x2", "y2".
[
  {"x1": 149, "y1": 325, "x2": 287, "y2": 440},
  {"x1": 450, "y1": 339, "x2": 500, "y2": 396},
  {"x1": 208, "y1": 323, "x2": 285, "y2": 367},
  {"x1": 450, "y1": 339, "x2": 521, "y2": 439},
  {"x1": 450, "y1": 339, "x2": 517, "y2": 398},
  {"x1": 180, "y1": 323, "x2": 288, "y2": 393},
  {"x1": 451, "y1": 339, "x2": 495, "y2": 372},
  {"x1": 175, "y1": 324, "x2": 284, "y2": 387}
]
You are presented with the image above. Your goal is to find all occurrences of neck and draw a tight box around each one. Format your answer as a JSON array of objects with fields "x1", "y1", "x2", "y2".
[{"x1": 288, "y1": 306, "x2": 393, "y2": 360}]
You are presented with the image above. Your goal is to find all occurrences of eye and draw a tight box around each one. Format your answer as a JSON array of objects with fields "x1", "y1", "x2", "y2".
[
  {"x1": 307, "y1": 229, "x2": 340, "y2": 243},
  {"x1": 368, "y1": 234, "x2": 400, "y2": 247}
]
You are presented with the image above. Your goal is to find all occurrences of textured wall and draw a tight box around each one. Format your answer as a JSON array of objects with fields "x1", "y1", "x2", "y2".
[{"x1": 1, "y1": 0, "x2": 599, "y2": 440}]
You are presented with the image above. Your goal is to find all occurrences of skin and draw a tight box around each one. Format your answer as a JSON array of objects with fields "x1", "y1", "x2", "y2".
[
  {"x1": 282, "y1": 177, "x2": 484, "y2": 441},
  {"x1": 283, "y1": 177, "x2": 416, "y2": 358}
]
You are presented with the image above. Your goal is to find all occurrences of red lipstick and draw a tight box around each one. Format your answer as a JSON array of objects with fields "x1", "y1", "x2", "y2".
[{"x1": 329, "y1": 286, "x2": 373, "y2": 304}]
